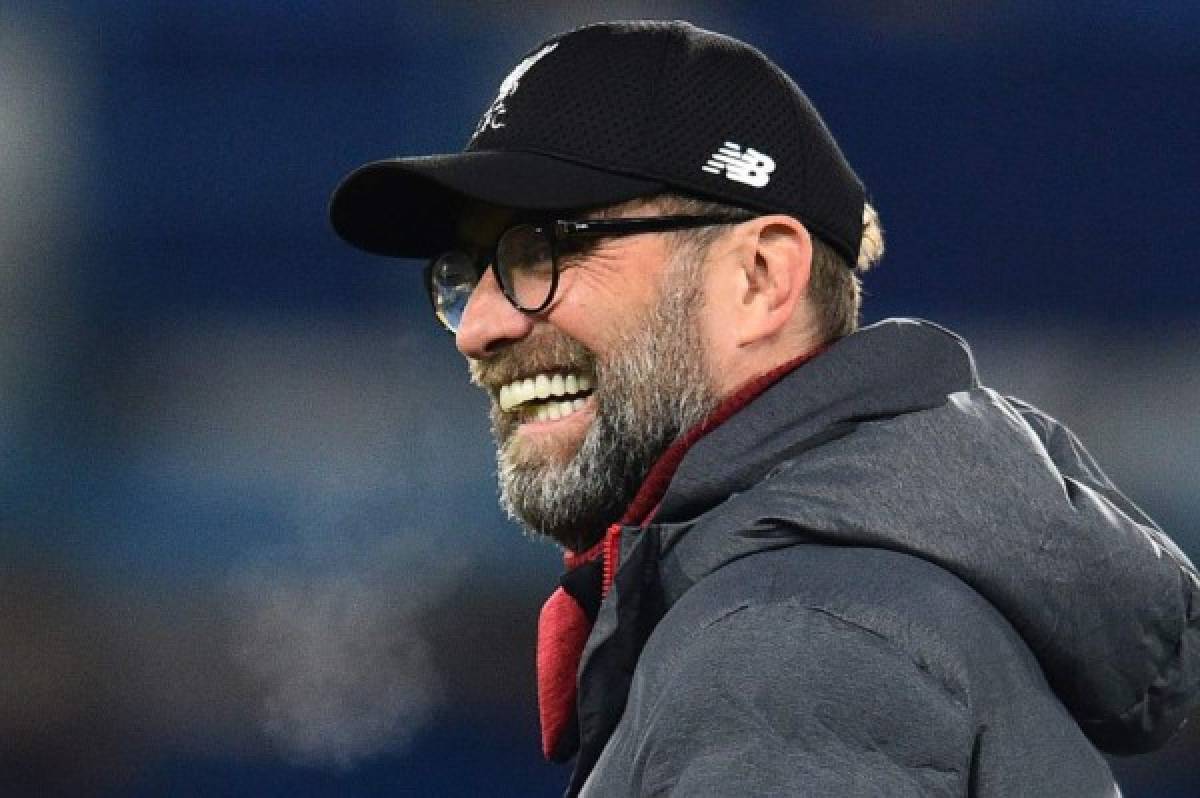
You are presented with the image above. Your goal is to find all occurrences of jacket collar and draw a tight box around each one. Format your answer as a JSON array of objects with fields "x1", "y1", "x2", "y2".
[
  {"x1": 564, "y1": 319, "x2": 980, "y2": 795},
  {"x1": 654, "y1": 318, "x2": 977, "y2": 523}
]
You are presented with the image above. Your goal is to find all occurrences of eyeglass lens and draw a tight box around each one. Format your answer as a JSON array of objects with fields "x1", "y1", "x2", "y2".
[
  {"x1": 495, "y1": 224, "x2": 555, "y2": 313},
  {"x1": 429, "y1": 250, "x2": 477, "y2": 332}
]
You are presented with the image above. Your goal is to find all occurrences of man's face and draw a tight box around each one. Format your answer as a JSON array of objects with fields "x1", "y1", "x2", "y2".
[{"x1": 457, "y1": 202, "x2": 721, "y2": 551}]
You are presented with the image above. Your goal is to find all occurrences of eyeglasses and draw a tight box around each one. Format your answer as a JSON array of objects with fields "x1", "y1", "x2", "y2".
[{"x1": 424, "y1": 213, "x2": 757, "y2": 333}]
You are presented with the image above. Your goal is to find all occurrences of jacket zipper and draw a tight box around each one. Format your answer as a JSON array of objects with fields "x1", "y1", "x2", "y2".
[{"x1": 601, "y1": 523, "x2": 621, "y2": 598}]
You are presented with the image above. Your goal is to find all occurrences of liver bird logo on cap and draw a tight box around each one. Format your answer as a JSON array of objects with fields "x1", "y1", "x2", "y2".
[{"x1": 474, "y1": 42, "x2": 560, "y2": 137}]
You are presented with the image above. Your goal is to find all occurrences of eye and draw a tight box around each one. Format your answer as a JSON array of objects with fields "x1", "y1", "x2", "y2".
[{"x1": 497, "y1": 224, "x2": 553, "y2": 276}]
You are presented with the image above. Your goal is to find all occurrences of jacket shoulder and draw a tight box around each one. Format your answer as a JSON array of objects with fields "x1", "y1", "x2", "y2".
[
  {"x1": 591, "y1": 547, "x2": 978, "y2": 796},
  {"x1": 648, "y1": 543, "x2": 1001, "y2": 702},
  {"x1": 592, "y1": 545, "x2": 1117, "y2": 797}
]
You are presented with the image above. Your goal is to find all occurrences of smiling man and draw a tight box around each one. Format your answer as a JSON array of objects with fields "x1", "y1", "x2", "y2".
[{"x1": 330, "y1": 20, "x2": 1199, "y2": 797}]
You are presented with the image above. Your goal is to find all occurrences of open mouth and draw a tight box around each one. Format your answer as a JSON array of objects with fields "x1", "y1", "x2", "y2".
[{"x1": 497, "y1": 371, "x2": 595, "y2": 423}]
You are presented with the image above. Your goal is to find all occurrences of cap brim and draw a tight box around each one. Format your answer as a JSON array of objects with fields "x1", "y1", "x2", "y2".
[{"x1": 329, "y1": 150, "x2": 664, "y2": 258}]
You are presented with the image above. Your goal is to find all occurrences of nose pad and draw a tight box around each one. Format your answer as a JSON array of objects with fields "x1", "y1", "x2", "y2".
[{"x1": 455, "y1": 266, "x2": 535, "y2": 358}]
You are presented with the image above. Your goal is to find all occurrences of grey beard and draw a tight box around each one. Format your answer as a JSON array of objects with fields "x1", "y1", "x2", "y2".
[{"x1": 492, "y1": 270, "x2": 718, "y2": 552}]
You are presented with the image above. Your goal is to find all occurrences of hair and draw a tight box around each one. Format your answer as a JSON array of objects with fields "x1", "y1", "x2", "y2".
[{"x1": 647, "y1": 193, "x2": 886, "y2": 343}]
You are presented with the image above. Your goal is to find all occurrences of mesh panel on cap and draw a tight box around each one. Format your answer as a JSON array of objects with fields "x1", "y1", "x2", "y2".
[
  {"x1": 469, "y1": 23, "x2": 668, "y2": 178},
  {"x1": 649, "y1": 26, "x2": 863, "y2": 256}
]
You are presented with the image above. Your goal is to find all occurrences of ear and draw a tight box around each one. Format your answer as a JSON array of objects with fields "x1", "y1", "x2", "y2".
[{"x1": 724, "y1": 215, "x2": 813, "y2": 348}]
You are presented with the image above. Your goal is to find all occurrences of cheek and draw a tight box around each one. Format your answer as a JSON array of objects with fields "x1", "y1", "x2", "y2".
[
  {"x1": 549, "y1": 264, "x2": 663, "y2": 344},
  {"x1": 697, "y1": 311, "x2": 731, "y2": 381},
  {"x1": 695, "y1": 273, "x2": 743, "y2": 393}
]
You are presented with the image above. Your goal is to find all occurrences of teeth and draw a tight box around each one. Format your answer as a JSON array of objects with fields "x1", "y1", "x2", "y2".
[
  {"x1": 498, "y1": 372, "x2": 594, "y2": 412},
  {"x1": 530, "y1": 399, "x2": 586, "y2": 423}
]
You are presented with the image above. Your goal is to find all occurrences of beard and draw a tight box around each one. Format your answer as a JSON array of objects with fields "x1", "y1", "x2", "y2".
[{"x1": 469, "y1": 257, "x2": 720, "y2": 552}]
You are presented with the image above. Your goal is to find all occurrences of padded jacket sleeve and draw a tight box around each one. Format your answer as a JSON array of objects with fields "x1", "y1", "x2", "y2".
[
  {"x1": 1008, "y1": 396, "x2": 1200, "y2": 752},
  {"x1": 625, "y1": 600, "x2": 974, "y2": 797}
]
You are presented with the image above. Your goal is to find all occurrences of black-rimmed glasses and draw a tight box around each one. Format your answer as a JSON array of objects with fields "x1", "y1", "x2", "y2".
[{"x1": 424, "y1": 213, "x2": 756, "y2": 333}]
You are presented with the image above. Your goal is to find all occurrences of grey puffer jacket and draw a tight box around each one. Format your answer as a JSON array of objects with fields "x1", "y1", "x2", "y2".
[{"x1": 568, "y1": 319, "x2": 1199, "y2": 797}]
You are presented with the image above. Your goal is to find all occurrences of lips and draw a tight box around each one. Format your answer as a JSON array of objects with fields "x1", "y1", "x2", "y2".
[{"x1": 498, "y1": 372, "x2": 594, "y2": 422}]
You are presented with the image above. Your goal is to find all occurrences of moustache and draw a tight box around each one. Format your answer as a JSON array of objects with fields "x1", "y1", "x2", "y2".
[{"x1": 468, "y1": 331, "x2": 597, "y2": 392}]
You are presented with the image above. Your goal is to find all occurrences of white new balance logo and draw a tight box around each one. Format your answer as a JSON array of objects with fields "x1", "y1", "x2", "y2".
[{"x1": 702, "y1": 142, "x2": 776, "y2": 188}]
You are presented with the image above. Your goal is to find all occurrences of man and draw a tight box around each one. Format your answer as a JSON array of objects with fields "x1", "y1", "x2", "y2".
[{"x1": 330, "y1": 20, "x2": 1199, "y2": 797}]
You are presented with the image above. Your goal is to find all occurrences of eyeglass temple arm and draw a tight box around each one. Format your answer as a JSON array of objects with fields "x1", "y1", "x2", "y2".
[{"x1": 555, "y1": 214, "x2": 756, "y2": 238}]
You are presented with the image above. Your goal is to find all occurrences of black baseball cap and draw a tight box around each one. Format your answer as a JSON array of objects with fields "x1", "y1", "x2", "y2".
[{"x1": 330, "y1": 20, "x2": 866, "y2": 263}]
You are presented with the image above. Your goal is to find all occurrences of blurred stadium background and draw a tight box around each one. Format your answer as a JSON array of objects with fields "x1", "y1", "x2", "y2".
[{"x1": 2, "y1": 2, "x2": 1197, "y2": 796}]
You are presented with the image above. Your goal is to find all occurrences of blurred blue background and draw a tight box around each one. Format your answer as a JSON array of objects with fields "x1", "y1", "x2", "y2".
[{"x1": 2, "y1": 2, "x2": 1197, "y2": 796}]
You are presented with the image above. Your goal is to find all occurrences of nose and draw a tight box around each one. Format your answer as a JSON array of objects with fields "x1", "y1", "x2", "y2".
[{"x1": 455, "y1": 266, "x2": 536, "y2": 359}]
